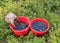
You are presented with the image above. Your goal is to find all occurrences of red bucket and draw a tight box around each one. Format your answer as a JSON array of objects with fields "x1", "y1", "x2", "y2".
[
  {"x1": 30, "y1": 18, "x2": 50, "y2": 37},
  {"x1": 9, "y1": 16, "x2": 30, "y2": 37}
]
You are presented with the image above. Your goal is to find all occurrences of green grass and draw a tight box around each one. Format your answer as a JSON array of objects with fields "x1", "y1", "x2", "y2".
[{"x1": 0, "y1": 0, "x2": 60, "y2": 43}]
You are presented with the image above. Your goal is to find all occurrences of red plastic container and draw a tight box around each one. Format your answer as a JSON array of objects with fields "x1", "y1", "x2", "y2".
[
  {"x1": 30, "y1": 18, "x2": 50, "y2": 37},
  {"x1": 9, "y1": 16, "x2": 30, "y2": 37}
]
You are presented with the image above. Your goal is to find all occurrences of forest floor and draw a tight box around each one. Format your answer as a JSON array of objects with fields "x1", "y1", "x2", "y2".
[{"x1": 0, "y1": 0, "x2": 60, "y2": 43}]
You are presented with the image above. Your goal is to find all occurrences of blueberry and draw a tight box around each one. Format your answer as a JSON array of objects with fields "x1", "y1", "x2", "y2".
[
  {"x1": 14, "y1": 22, "x2": 28, "y2": 30},
  {"x1": 14, "y1": 18, "x2": 28, "y2": 30},
  {"x1": 32, "y1": 22, "x2": 47, "y2": 32}
]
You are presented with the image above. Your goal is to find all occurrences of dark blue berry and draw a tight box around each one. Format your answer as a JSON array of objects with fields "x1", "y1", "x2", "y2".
[
  {"x1": 14, "y1": 18, "x2": 28, "y2": 31},
  {"x1": 14, "y1": 23, "x2": 28, "y2": 30},
  {"x1": 32, "y1": 22, "x2": 47, "y2": 32}
]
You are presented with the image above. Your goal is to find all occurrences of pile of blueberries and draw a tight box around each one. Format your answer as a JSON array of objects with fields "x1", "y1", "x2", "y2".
[
  {"x1": 14, "y1": 18, "x2": 28, "y2": 30},
  {"x1": 32, "y1": 22, "x2": 47, "y2": 32}
]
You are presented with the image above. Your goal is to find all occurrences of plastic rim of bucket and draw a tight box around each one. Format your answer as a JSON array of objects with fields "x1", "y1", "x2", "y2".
[
  {"x1": 30, "y1": 18, "x2": 50, "y2": 36},
  {"x1": 9, "y1": 16, "x2": 30, "y2": 37}
]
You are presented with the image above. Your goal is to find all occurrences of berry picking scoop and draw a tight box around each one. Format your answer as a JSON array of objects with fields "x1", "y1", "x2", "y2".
[{"x1": 5, "y1": 12, "x2": 17, "y2": 26}]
